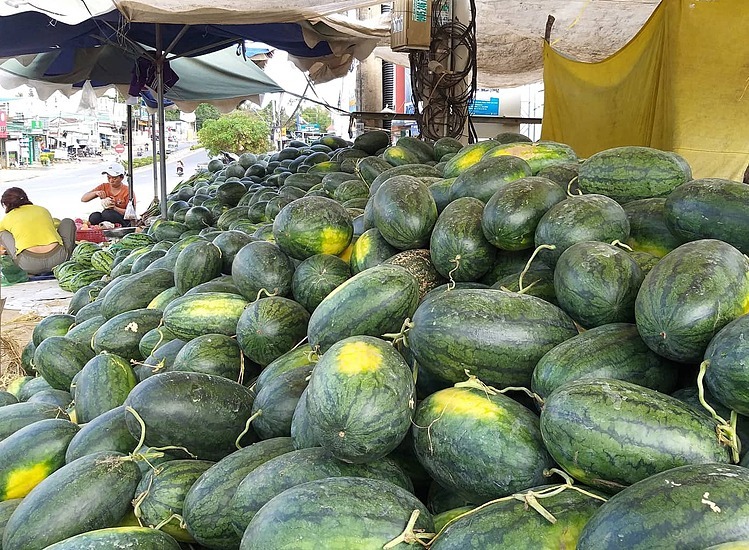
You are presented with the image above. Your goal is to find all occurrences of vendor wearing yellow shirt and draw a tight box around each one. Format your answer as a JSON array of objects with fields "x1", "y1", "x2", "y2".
[{"x1": 0, "y1": 187, "x2": 75, "y2": 275}]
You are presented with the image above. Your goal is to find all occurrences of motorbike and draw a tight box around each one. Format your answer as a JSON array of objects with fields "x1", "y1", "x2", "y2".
[{"x1": 176, "y1": 165, "x2": 184, "y2": 177}]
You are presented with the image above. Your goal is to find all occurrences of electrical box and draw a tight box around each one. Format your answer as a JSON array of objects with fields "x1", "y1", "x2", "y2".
[{"x1": 390, "y1": 0, "x2": 432, "y2": 52}]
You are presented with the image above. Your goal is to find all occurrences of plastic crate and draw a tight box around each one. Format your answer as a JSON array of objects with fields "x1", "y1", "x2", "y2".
[{"x1": 76, "y1": 227, "x2": 107, "y2": 243}]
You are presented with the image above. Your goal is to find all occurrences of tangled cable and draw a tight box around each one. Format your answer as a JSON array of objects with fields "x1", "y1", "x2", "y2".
[{"x1": 408, "y1": 0, "x2": 478, "y2": 142}]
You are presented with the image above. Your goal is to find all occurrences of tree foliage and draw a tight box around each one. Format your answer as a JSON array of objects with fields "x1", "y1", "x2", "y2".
[
  {"x1": 197, "y1": 111, "x2": 270, "y2": 156},
  {"x1": 164, "y1": 109, "x2": 182, "y2": 121},
  {"x1": 298, "y1": 106, "x2": 333, "y2": 132},
  {"x1": 194, "y1": 103, "x2": 221, "y2": 131}
]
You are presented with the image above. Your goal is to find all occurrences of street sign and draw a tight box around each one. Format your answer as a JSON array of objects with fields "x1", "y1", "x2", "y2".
[{"x1": 114, "y1": 144, "x2": 125, "y2": 154}]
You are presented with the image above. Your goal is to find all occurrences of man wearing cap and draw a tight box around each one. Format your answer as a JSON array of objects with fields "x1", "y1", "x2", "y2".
[{"x1": 81, "y1": 162, "x2": 134, "y2": 227}]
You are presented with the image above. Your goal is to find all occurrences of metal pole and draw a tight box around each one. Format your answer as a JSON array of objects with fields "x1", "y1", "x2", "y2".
[
  {"x1": 155, "y1": 24, "x2": 168, "y2": 219},
  {"x1": 126, "y1": 104, "x2": 134, "y2": 195},
  {"x1": 151, "y1": 113, "x2": 158, "y2": 199}
]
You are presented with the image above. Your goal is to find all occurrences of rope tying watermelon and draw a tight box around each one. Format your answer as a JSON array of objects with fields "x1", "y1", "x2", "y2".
[{"x1": 697, "y1": 360, "x2": 741, "y2": 463}]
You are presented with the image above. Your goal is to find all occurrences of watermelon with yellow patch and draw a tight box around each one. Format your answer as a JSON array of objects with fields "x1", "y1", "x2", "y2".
[
  {"x1": 483, "y1": 141, "x2": 578, "y2": 174},
  {"x1": 272, "y1": 196, "x2": 353, "y2": 260},
  {"x1": 412, "y1": 385, "x2": 554, "y2": 502},
  {"x1": 305, "y1": 335, "x2": 415, "y2": 463},
  {"x1": 0, "y1": 418, "x2": 79, "y2": 501}
]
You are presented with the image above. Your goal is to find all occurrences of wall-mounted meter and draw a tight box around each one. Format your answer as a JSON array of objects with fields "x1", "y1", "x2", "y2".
[{"x1": 390, "y1": 0, "x2": 432, "y2": 51}]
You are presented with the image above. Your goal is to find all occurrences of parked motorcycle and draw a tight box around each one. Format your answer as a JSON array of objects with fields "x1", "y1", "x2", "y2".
[{"x1": 176, "y1": 161, "x2": 184, "y2": 177}]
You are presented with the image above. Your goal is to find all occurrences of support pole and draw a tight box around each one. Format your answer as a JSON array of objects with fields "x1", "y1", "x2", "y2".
[
  {"x1": 155, "y1": 24, "x2": 168, "y2": 219},
  {"x1": 126, "y1": 104, "x2": 134, "y2": 190},
  {"x1": 151, "y1": 113, "x2": 158, "y2": 199}
]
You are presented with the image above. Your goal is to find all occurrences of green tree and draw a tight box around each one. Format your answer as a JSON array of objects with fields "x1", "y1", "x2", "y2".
[
  {"x1": 298, "y1": 105, "x2": 332, "y2": 132},
  {"x1": 197, "y1": 111, "x2": 270, "y2": 156},
  {"x1": 164, "y1": 108, "x2": 181, "y2": 121},
  {"x1": 194, "y1": 103, "x2": 221, "y2": 131}
]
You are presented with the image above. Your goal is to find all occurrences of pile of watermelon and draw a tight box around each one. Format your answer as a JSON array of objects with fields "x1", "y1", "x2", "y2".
[{"x1": 3, "y1": 129, "x2": 749, "y2": 549}]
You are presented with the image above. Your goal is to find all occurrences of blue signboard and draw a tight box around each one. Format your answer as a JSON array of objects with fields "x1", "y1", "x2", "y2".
[{"x1": 469, "y1": 97, "x2": 500, "y2": 116}]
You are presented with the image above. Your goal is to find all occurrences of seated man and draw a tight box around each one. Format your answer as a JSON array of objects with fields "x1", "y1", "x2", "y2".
[{"x1": 81, "y1": 162, "x2": 134, "y2": 227}]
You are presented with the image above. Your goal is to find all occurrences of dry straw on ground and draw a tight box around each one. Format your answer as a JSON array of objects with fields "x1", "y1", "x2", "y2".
[{"x1": 0, "y1": 313, "x2": 40, "y2": 389}]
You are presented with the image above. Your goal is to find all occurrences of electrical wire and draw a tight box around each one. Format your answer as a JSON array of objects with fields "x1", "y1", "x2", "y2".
[{"x1": 409, "y1": 0, "x2": 478, "y2": 141}]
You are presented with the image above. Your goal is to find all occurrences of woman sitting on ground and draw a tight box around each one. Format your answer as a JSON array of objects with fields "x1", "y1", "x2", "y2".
[
  {"x1": 0, "y1": 187, "x2": 75, "y2": 275},
  {"x1": 81, "y1": 162, "x2": 134, "y2": 227}
]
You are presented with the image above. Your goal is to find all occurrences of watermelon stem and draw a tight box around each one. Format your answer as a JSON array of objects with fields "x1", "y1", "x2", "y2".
[
  {"x1": 254, "y1": 287, "x2": 279, "y2": 302},
  {"x1": 383, "y1": 318, "x2": 414, "y2": 349},
  {"x1": 519, "y1": 245, "x2": 556, "y2": 292},
  {"x1": 446, "y1": 256, "x2": 462, "y2": 290},
  {"x1": 566, "y1": 176, "x2": 582, "y2": 197},
  {"x1": 382, "y1": 509, "x2": 434, "y2": 549},
  {"x1": 154, "y1": 512, "x2": 187, "y2": 531},
  {"x1": 454, "y1": 371, "x2": 545, "y2": 408},
  {"x1": 235, "y1": 410, "x2": 262, "y2": 450},
  {"x1": 132, "y1": 473, "x2": 153, "y2": 526},
  {"x1": 148, "y1": 445, "x2": 197, "y2": 459},
  {"x1": 125, "y1": 405, "x2": 147, "y2": 455},
  {"x1": 697, "y1": 360, "x2": 741, "y2": 463},
  {"x1": 238, "y1": 352, "x2": 245, "y2": 385},
  {"x1": 610, "y1": 240, "x2": 633, "y2": 251}
]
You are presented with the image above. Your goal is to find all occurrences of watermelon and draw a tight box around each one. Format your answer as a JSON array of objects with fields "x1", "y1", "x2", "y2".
[
  {"x1": 182, "y1": 437, "x2": 295, "y2": 549},
  {"x1": 0, "y1": 418, "x2": 79, "y2": 500},
  {"x1": 291, "y1": 253, "x2": 351, "y2": 312},
  {"x1": 251, "y1": 365, "x2": 312, "y2": 439},
  {"x1": 554, "y1": 241, "x2": 644, "y2": 328},
  {"x1": 184, "y1": 275, "x2": 241, "y2": 296},
  {"x1": 623, "y1": 197, "x2": 684, "y2": 257},
  {"x1": 64, "y1": 405, "x2": 137, "y2": 463},
  {"x1": 0, "y1": 402, "x2": 68, "y2": 443},
  {"x1": 385, "y1": 248, "x2": 446, "y2": 300},
  {"x1": 578, "y1": 146, "x2": 692, "y2": 203},
  {"x1": 664, "y1": 177, "x2": 749, "y2": 254},
  {"x1": 577, "y1": 464, "x2": 749, "y2": 549},
  {"x1": 236, "y1": 296, "x2": 310, "y2": 366},
  {"x1": 635, "y1": 239, "x2": 749, "y2": 363},
  {"x1": 407, "y1": 288, "x2": 578, "y2": 387},
  {"x1": 349, "y1": 228, "x2": 398, "y2": 274},
  {"x1": 273, "y1": 196, "x2": 353, "y2": 260},
  {"x1": 1, "y1": 452, "x2": 141, "y2": 550},
  {"x1": 413, "y1": 385, "x2": 553, "y2": 501},
  {"x1": 124, "y1": 371, "x2": 256, "y2": 461},
  {"x1": 130, "y1": 249, "x2": 166, "y2": 274},
  {"x1": 433, "y1": 137, "x2": 463, "y2": 160},
  {"x1": 74, "y1": 353, "x2": 137, "y2": 423},
  {"x1": 397, "y1": 136, "x2": 435, "y2": 163},
  {"x1": 163, "y1": 292, "x2": 249, "y2": 340},
  {"x1": 92, "y1": 309, "x2": 163, "y2": 361},
  {"x1": 704, "y1": 314, "x2": 749, "y2": 415},
  {"x1": 369, "y1": 164, "x2": 441, "y2": 196},
  {"x1": 240, "y1": 477, "x2": 433, "y2": 550},
  {"x1": 307, "y1": 263, "x2": 419, "y2": 353},
  {"x1": 481, "y1": 176, "x2": 567, "y2": 250},
  {"x1": 532, "y1": 323, "x2": 679, "y2": 399},
  {"x1": 353, "y1": 130, "x2": 390, "y2": 154},
  {"x1": 0, "y1": 392, "x2": 17, "y2": 407},
  {"x1": 99, "y1": 268, "x2": 174, "y2": 320},
  {"x1": 429, "y1": 483, "x2": 603, "y2": 549},
  {"x1": 64, "y1": 315, "x2": 106, "y2": 349},
  {"x1": 138, "y1": 325, "x2": 179, "y2": 358},
  {"x1": 16, "y1": 377, "x2": 52, "y2": 401},
  {"x1": 42, "y1": 527, "x2": 181, "y2": 550},
  {"x1": 26, "y1": 389, "x2": 71, "y2": 409},
  {"x1": 171, "y1": 333, "x2": 245, "y2": 381},
  {"x1": 230, "y1": 447, "x2": 413, "y2": 533},
  {"x1": 306, "y1": 335, "x2": 415, "y2": 463},
  {"x1": 174, "y1": 240, "x2": 222, "y2": 295},
  {"x1": 442, "y1": 140, "x2": 499, "y2": 178},
  {"x1": 429, "y1": 197, "x2": 496, "y2": 281},
  {"x1": 33, "y1": 336, "x2": 96, "y2": 391},
  {"x1": 540, "y1": 378, "x2": 731, "y2": 493},
  {"x1": 483, "y1": 141, "x2": 578, "y2": 174},
  {"x1": 534, "y1": 194, "x2": 630, "y2": 266},
  {"x1": 31, "y1": 314, "x2": 76, "y2": 347},
  {"x1": 134, "y1": 459, "x2": 214, "y2": 542},
  {"x1": 494, "y1": 267, "x2": 557, "y2": 304},
  {"x1": 231, "y1": 240, "x2": 295, "y2": 300},
  {"x1": 372, "y1": 175, "x2": 438, "y2": 250},
  {"x1": 449, "y1": 155, "x2": 534, "y2": 203},
  {"x1": 212, "y1": 230, "x2": 255, "y2": 274}
]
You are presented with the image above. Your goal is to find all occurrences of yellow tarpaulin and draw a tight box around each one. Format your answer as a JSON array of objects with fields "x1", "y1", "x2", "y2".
[{"x1": 542, "y1": 0, "x2": 749, "y2": 181}]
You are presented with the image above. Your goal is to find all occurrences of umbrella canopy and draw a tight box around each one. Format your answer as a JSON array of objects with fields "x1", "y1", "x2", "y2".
[{"x1": 0, "y1": 45, "x2": 284, "y2": 112}]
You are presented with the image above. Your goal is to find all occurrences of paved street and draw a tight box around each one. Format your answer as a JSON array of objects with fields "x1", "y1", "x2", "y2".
[{"x1": 0, "y1": 144, "x2": 210, "y2": 220}]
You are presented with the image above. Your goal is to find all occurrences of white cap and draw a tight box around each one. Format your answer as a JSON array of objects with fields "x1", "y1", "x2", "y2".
[{"x1": 102, "y1": 162, "x2": 126, "y2": 176}]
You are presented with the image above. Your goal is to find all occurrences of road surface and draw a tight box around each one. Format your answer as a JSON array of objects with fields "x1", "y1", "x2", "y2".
[{"x1": 0, "y1": 144, "x2": 210, "y2": 220}]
